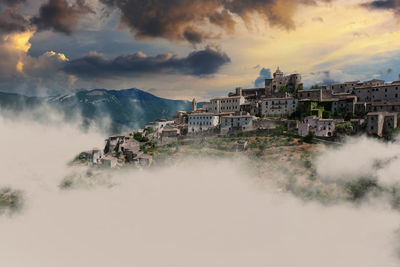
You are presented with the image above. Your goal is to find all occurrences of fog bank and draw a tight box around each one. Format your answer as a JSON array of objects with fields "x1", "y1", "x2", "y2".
[{"x1": 0, "y1": 112, "x2": 400, "y2": 267}]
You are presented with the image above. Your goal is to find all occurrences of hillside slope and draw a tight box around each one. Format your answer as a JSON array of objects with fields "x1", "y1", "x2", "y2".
[{"x1": 0, "y1": 88, "x2": 192, "y2": 134}]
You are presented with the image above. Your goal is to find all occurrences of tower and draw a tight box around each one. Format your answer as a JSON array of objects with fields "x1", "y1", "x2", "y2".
[
  {"x1": 273, "y1": 67, "x2": 283, "y2": 79},
  {"x1": 192, "y1": 98, "x2": 197, "y2": 112}
]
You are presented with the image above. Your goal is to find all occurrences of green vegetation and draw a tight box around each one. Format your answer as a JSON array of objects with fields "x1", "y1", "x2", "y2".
[
  {"x1": 146, "y1": 127, "x2": 155, "y2": 134},
  {"x1": 344, "y1": 178, "x2": 380, "y2": 201},
  {"x1": 141, "y1": 141, "x2": 156, "y2": 154},
  {"x1": 303, "y1": 132, "x2": 315, "y2": 144},
  {"x1": 280, "y1": 86, "x2": 290, "y2": 93},
  {"x1": 134, "y1": 132, "x2": 149, "y2": 142},
  {"x1": 0, "y1": 187, "x2": 23, "y2": 213},
  {"x1": 335, "y1": 122, "x2": 353, "y2": 135}
]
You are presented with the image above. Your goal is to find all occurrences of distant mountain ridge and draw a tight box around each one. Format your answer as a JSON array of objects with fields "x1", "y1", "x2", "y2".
[{"x1": 0, "y1": 88, "x2": 192, "y2": 134}]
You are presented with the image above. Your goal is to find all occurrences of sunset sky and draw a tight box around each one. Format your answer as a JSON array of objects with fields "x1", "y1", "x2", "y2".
[{"x1": 2, "y1": 0, "x2": 400, "y2": 100}]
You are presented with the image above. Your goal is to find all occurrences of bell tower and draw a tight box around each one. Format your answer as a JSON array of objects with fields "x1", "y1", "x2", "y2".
[{"x1": 192, "y1": 98, "x2": 197, "y2": 112}]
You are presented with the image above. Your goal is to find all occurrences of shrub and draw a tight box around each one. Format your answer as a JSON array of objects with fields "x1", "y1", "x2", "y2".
[
  {"x1": 134, "y1": 132, "x2": 149, "y2": 142},
  {"x1": 303, "y1": 132, "x2": 315, "y2": 143},
  {"x1": 345, "y1": 178, "x2": 380, "y2": 201},
  {"x1": 273, "y1": 125, "x2": 286, "y2": 135}
]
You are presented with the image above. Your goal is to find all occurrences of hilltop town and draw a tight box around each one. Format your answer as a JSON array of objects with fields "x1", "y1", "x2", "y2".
[{"x1": 78, "y1": 68, "x2": 400, "y2": 168}]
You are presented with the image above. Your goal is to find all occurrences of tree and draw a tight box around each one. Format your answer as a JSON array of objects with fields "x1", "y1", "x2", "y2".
[
  {"x1": 334, "y1": 122, "x2": 353, "y2": 135},
  {"x1": 280, "y1": 86, "x2": 290, "y2": 93},
  {"x1": 322, "y1": 110, "x2": 332, "y2": 119},
  {"x1": 310, "y1": 84, "x2": 321, "y2": 89},
  {"x1": 134, "y1": 132, "x2": 149, "y2": 142},
  {"x1": 303, "y1": 132, "x2": 315, "y2": 143}
]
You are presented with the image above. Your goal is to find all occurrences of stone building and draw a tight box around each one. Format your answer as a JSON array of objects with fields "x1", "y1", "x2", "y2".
[
  {"x1": 366, "y1": 112, "x2": 398, "y2": 137},
  {"x1": 353, "y1": 83, "x2": 400, "y2": 103},
  {"x1": 260, "y1": 97, "x2": 298, "y2": 117},
  {"x1": 161, "y1": 127, "x2": 180, "y2": 143},
  {"x1": 298, "y1": 116, "x2": 337, "y2": 137},
  {"x1": 145, "y1": 119, "x2": 174, "y2": 134},
  {"x1": 172, "y1": 111, "x2": 188, "y2": 124},
  {"x1": 101, "y1": 156, "x2": 118, "y2": 168},
  {"x1": 209, "y1": 96, "x2": 245, "y2": 113},
  {"x1": 297, "y1": 89, "x2": 323, "y2": 101},
  {"x1": 328, "y1": 81, "x2": 360, "y2": 94},
  {"x1": 227, "y1": 68, "x2": 302, "y2": 100},
  {"x1": 188, "y1": 113, "x2": 219, "y2": 133},
  {"x1": 220, "y1": 114, "x2": 255, "y2": 132},
  {"x1": 88, "y1": 148, "x2": 102, "y2": 166},
  {"x1": 265, "y1": 67, "x2": 303, "y2": 97}
]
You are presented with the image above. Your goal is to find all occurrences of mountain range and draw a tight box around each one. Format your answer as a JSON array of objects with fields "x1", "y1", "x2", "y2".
[{"x1": 0, "y1": 88, "x2": 192, "y2": 134}]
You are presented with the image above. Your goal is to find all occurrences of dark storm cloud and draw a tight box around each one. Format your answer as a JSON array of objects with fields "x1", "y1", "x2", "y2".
[
  {"x1": 62, "y1": 47, "x2": 231, "y2": 78},
  {"x1": 0, "y1": 0, "x2": 30, "y2": 34},
  {"x1": 31, "y1": 0, "x2": 93, "y2": 34},
  {"x1": 0, "y1": 0, "x2": 25, "y2": 7},
  {"x1": 100, "y1": 0, "x2": 329, "y2": 44},
  {"x1": 0, "y1": 8, "x2": 30, "y2": 33},
  {"x1": 361, "y1": 0, "x2": 400, "y2": 14},
  {"x1": 362, "y1": 0, "x2": 398, "y2": 9}
]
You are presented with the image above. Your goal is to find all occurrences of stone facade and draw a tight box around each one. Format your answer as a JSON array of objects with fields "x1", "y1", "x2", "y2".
[
  {"x1": 298, "y1": 116, "x2": 336, "y2": 137},
  {"x1": 209, "y1": 96, "x2": 245, "y2": 113},
  {"x1": 220, "y1": 114, "x2": 254, "y2": 132},
  {"x1": 353, "y1": 83, "x2": 400, "y2": 103},
  {"x1": 260, "y1": 97, "x2": 298, "y2": 117},
  {"x1": 366, "y1": 112, "x2": 397, "y2": 137},
  {"x1": 265, "y1": 67, "x2": 302, "y2": 97},
  {"x1": 188, "y1": 113, "x2": 219, "y2": 133}
]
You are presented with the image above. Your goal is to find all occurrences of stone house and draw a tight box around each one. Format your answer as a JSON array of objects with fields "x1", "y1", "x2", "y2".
[
  {"x1": 161, "y1": 127, "x2": 181, "y2": 143},
  {"x1": 209, "y1": 96, "x2": 245, "y2": 113},
  {"x1": 298, "y1": 116, "x2": 336, "y2": 137},
  {"x1": 265, "y1": 67, "x2": 303, "y2": 96},
  {"x1": 328, "y1": 81, "x2": 360, "y2": 94},
  {"x1": 188, "y1": 113, "x2": 219, "y2": 133},
  {"x1": 260, "y1": 97, "x2": 298, "y2": 117},
  {"x1": 353, "y1": 83, "x2": 400, "y2": 103},
  {"x1": 172, "y1": 111, "x2": 188, "y2": 124},
  {"x1": 101, "y1": 156, "x2": 118, "y2": 168},
  {"x1": 366, "y1": 112, "x2": 398, "y2": 136},
  {"x1": 88, "y1": 148, "x2": 102, "y2": 166},
  {"x1": 220, "y1": 114, "x2": 255, "y2": 132}
]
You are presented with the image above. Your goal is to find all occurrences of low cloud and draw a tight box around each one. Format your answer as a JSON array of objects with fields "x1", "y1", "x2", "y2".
[
  {"x1": 315, "y1": 136, "x2": 400, "y2": 187},
  {"x1": 63, "y1": 47, "x2": 231, "y2": 78},
  {"x1": 1, "y1": 110, "x2": 400, "y2": 267},
  {"x1": 302, "y1": 69, "x2": 364, "y2": 88}
]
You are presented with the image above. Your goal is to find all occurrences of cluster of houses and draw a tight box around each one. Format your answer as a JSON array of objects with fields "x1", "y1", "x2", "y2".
[
  {"x1": 179, "y1": 67, "x2": 400, "y2": 138},
  {"x1": 85, "y1": 133, "x2": 153, "y2": 168},
  {"x1": 83, "y1": 67, "x2": 400, "y2": 168}
]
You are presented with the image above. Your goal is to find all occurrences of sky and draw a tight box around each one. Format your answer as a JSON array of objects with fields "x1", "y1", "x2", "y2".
[{"x1": 2, "y1": 0, "x2": 400, "y2": 100}]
